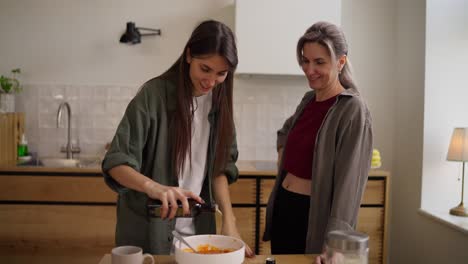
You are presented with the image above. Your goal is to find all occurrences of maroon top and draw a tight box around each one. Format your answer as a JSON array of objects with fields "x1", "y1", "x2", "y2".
[{"x1": 282, "y1": 95, "x2": 337, "y2": 180}]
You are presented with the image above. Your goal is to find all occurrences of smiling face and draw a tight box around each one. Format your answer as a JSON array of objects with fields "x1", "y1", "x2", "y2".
[
  {"x1": 300, "y1": 42, "x2": 346, "y2": 94},
  {"x1": 186, "y1": 52, "x2": 230, "y2": 97}
]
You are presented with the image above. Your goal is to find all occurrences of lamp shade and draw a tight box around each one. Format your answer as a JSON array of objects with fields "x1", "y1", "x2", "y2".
[
  {"x1": 447, "y1": 127, "x2": 468, "y2": 161},
  {"x1": 120, "y1": 22, "x2": 141, "y2": 44},
  {"x1": 119, "y1": 21, "x2": 161, "y2": 45}
]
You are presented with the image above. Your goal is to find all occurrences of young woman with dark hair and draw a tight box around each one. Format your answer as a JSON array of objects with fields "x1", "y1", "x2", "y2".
[{"x1": 102, "y1": 20, "x2": 253, "y2": 257}]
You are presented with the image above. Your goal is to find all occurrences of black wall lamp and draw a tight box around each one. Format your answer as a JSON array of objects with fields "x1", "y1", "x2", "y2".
[{"x1": 119, "y1": 21, "x2": 161, "y2": 45}]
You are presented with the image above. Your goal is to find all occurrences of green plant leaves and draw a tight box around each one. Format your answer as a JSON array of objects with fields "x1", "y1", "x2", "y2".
[
  {"x1": 0, "y1": 68, "x2": 21, "y2": 94},
  {"x1": 0, "y1": 76, "x2": 13, "y2": 93}
]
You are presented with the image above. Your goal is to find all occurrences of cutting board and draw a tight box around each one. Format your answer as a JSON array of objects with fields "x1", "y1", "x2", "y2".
[{"x1": 0, "y1": 112, "x2": 24, "y2": 166}]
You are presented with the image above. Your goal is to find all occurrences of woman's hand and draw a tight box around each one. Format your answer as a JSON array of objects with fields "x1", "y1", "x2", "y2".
[
  {"x1": 315, "y1": 252, "x2": 325, "y2": 264},
  {"x1": 315, "y1": 251, "x2": 344, "y2": 264},
  {"x1": 142, "y1": 181, "x2": 203, "y2": 220},
  {"x1": 221, "y1": 219, "x2": 255, "y2": 258},
  {"x1": 109, "y1": 165, "x2": 203, "y2": 219}
]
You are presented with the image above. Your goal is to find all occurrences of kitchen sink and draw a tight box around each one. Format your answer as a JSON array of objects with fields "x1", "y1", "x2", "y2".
[
  {"x1": 38, "y1": 157, "x2": 101, "y2": 168},
  {"x1": 40, "y1": 158, "x2": 80, "y2": 168}
]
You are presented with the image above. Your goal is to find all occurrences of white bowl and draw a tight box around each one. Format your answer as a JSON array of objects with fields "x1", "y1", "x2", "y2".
[{"x1": 174, "y1": 234, "x2": 245, "y2": 264}]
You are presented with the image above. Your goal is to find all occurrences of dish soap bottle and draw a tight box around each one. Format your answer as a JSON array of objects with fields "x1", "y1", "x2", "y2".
[
  {"x1": 17, "y1": 133, "x2": 29, "y2": 157},
  {"x1": 147, "y1": 198, "x2": 216, "y2": 218}
]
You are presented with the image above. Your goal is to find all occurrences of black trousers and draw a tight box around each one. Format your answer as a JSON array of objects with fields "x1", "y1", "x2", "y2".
[{"x1": 270, "y1": 185, "x2": 310, "y2": 254}]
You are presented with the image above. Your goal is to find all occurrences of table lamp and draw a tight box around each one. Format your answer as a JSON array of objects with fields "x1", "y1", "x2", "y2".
[{"x1": 446, "y1": 127, "x2": 468, "y2": 217}]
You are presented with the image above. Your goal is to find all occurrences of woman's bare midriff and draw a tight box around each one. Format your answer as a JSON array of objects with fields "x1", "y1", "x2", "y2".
[{"x1": 281, "y1": 172, "x2": 311, "y2": 196}]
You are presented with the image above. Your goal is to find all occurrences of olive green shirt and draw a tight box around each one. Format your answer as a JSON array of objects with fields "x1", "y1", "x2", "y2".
[
  {"x1": 263, "y1": 87, "x2": 373, "y2": 253},
  {"x1": 102, "y1": 75, "x2": 239, "y2": 254}
]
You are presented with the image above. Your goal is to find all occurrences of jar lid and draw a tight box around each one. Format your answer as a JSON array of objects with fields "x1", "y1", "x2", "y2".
[{"x1": 326, "y1": 230, "x2": 369, "y2": 251}]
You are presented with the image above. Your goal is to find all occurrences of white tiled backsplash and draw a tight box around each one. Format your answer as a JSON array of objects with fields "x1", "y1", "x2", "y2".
[{"x1": 16, "y1": 78, "x2": 307, "y2": 161}]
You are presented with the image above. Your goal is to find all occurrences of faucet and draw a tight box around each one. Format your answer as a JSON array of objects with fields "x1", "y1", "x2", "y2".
[{"x1": 57, "y1": 102, "x2": 80, "y2": 159}]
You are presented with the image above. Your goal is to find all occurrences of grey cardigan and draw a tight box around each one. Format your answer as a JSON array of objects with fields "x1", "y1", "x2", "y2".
[{"x1": 262, "y1": 87, "x2": 373, "y2": 253}]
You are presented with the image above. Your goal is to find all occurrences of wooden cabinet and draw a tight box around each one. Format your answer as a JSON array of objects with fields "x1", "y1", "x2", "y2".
[
  {"x1": 0, "y1": 171, "x2": 115, "y2": 253},
  {"x1": 0, "y1": 204, "x2": 115, "y2": 249},
  {"x1": 232, "y1": 208, "x2": 256, "y2": 252},
  {"x1": 0, "y1": 174, "x2": 116, "y2": 202},
  {"x1": 229, "y1": 178, "x2": 256, "y2": 204},
  {"x1": 357, "y1": 208, "x2": 384, "y2": 264},
  {"x1": 229, "y1": 171, "x2": 390, "y2": 264},
  {"x1": 0, "y1": 168, "x2": 389, "y2": 264}
]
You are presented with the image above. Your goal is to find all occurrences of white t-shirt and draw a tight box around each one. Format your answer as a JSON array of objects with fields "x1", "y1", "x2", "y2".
[{"x1": 175, "y1": 91, "x2": 212, "y2": 236}]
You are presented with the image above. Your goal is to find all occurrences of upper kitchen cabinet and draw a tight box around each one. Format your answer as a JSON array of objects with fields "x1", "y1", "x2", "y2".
[{"x1": 235, "y1": 0, "x2": 341, "y2": 76}]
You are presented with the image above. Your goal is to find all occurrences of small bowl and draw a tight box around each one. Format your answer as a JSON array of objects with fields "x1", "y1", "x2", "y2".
[{"x1": 174, "y1": 234, "x2": 245, "y2": 264}]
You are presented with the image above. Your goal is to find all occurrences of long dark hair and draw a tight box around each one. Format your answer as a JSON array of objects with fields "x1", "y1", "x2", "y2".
[
  {"x1": 297, "y1": 21, "x2": 356, "y2": 89},
  {"x1": 161, "y1": 20, "x2": 238, "y2": 179}
]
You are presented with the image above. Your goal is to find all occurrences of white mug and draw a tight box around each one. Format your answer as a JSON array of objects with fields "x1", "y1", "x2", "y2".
[{"x1": 111, "y1": 245, "x2": 154, "y2": 264}]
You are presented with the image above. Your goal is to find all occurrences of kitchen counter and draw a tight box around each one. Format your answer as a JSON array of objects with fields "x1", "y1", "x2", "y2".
[
  {"x1": 0, "y1": 160, "x2": 389, "y2": 177},
  {"x1": 0, "y1": 160, "x2": 278, "y2": 176}
]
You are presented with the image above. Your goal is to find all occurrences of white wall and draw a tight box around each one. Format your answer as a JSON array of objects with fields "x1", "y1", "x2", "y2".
[
  {"x1": 0, "y1": 0, "x2": 396, "y2": 166},
  {"x1": 423, "y1": 0, "x2": 468, "y2": 211},
  {"x1": 342, "y1": 0, "x2": 396, "y2": 174},
  {"x1": 0, "y1": 0, "x2": 235, "y2": 85},
  {"x1": 390, "y1": 0, "x2": 468, "y2": 263}
]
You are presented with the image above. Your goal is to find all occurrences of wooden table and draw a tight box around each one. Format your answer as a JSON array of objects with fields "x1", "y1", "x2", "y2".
[
  {"x1": 0, "y1": 249, "x2": 315, "y2": 264},
  {"x1": 99, "y1": 254, "x2": 316, "y2": 264},
  {"x1": 0, "y1": 247, "x2": 106, "y2": 264}
]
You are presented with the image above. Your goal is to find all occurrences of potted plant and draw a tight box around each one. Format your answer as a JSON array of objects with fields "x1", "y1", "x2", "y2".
[{"x1": 0, "y1": 68, "x2": 22, "y2": 112}]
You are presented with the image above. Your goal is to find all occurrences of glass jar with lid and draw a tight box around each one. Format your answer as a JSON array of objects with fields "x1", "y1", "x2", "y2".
[{"x1": 325, "y1": 230, "x2": 369, "y2": 264}]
